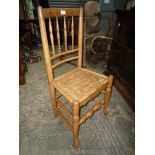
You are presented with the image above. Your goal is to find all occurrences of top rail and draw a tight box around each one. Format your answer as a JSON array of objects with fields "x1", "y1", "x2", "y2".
[{"x1": 42, "y1": 8, "x2": 80, "y2": 18}]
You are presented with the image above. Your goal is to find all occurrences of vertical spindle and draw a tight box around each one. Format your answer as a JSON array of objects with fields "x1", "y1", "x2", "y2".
[
  {"x1": 56, "y1": 17, "x2": 61, "y2": 52},
  {"x1": 49, "y1": 18, "x2": 55, "y2": 55},
  {"x1": 64, "y1": 16, "x2": 67, "y2": 51},
  {"x1": 71, "y1": 16, "x2": 74, "y2": 49}
]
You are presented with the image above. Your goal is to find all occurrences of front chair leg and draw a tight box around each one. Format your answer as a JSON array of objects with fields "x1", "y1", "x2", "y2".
[
  {"x1": 104, "y1": 75, "x2": 113, "y2": 115},
  {"x1": 72, "y1": 101, "x2": 80, "y2": 148}
]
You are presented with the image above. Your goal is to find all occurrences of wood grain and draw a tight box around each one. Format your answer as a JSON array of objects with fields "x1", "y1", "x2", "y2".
[
  {"x1": 71, "y1": 16, "x2": 74, "y2": 49},
  {"x1": 64, "y1": 16, "x2": 67, "y2": 51},
  {"x1": 78, "y1": 6, "x2": 83, "y2": 67},
  {"x1": 42, "y1": 8, "x2": 80, "y2": 18},
  {"x1": 49, "y1": 18, "x2": 55, "y2": 55},
  {"x1": 79, "y1": 101, "x2": 103, "y2": 125},
  {"x1": 56, "y1": 17, "x2": 61, "y2": 52}
]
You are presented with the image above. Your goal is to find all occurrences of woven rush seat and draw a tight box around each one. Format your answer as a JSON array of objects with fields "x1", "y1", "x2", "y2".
[{"x1": 54, "y1": 68, "x2": 108, "y2": 104}]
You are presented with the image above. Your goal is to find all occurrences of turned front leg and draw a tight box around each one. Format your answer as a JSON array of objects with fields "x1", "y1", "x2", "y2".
[
  {"x1": 104, "y1": 75, "x2": 113, "y2": 115},
  {"x1": 72, "y1": 101, "x2": 80, "y2": 148}
]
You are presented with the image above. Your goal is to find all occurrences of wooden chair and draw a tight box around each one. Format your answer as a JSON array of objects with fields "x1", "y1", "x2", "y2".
[{"x1": 38, "y1": 6, "x2": 113, "y2": 148}]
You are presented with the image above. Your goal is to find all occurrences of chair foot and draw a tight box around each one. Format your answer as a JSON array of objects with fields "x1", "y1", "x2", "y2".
[
  {"x1": 52, "y1": 98, "x2": 58, "y2": 117},
  {"x1": 53, "y1": 110, "x2": 58, "y2": 117},
  {"x1": 103, "y1": 108, "x2": 108, "y2": 115},
  {"x1": 103, "y1": 100, "x2": 108, "y2": 115},
  {"x1": 52, "y1": 104, "x2": 58, "y2": 117},
  {"x1": 73, "y1": 138, "x2": 80, "y2": 148}
]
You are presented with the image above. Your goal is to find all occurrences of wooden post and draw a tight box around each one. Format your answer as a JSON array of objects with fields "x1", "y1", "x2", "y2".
[
  {"x1": 72, "y1": 101, "x2": 80, "y2": 148},
  {"x1": 83, "y1": 12, "x2": 87, "y2": 68},
  {"x1": 64, "y1": 16, "x2": 67, "y2": 51},
  {"x1": 49, "y1": 18, "x2": 55, "y2": 55},
  {"x1": 56, "y1": 17, "x2": 61, "y2": 52},
  {"x1": 78, "y1": 6, "x2": 83, "y2": 68},
  {"x1": 71, "y1": 16, "x2": 74, "y2": 49},
  {"x1": 38, "y1": 6, "x2": 57, "y2": 117},
  {"x1": 104, "y1": 75, "x2": 113, "y2": 115}
]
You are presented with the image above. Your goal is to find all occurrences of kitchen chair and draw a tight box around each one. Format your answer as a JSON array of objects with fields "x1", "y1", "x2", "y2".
[{"x1": 38, "y1": 6, "x2": 113, "y2": 148}]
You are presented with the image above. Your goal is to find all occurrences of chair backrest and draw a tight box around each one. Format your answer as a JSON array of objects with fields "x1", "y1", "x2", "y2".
[{"x1": 38, "y1": 6, "x2": 83, "y2": 81}]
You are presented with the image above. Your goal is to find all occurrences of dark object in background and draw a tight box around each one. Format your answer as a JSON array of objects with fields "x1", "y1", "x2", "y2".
[
  {"x1": 92, "y1": 37, "x2": 109, "y2": 56},
  {"x1": 19, "y1": 40, "x2": 27, "y2": 85},
  {"x1": 105, "y1": 9, "x2": 135, "y2": 111},
  {"x1": 86, "y1": 36, "x2": 111, "y2": 68}
]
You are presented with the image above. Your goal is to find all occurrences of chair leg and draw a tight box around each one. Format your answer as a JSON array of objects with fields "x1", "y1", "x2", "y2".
[
  {"x1": 52, "y1": 98, "x2": 58, "y2": 117},
  {"x1": 103, "y1": 75, "x2": 113, "y2": 115},
  {"x1": 72, "y1": 101, "x2": 80, "y2": 148},
  {"x1": 50, "y1": 85, "x2": 58, "y2": 117}
]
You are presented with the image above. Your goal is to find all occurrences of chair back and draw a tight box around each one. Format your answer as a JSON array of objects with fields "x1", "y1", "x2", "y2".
[{"x1": 38, "y1": 6, "x2": 83, "y2": 81}]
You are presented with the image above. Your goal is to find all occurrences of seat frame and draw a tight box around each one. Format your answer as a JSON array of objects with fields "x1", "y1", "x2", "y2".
[{"x1": 38, "y1": 6, "x2": 113, "y2": 148}]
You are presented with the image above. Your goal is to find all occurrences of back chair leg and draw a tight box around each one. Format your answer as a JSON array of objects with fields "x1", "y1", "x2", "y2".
[
  {"x1": 103, "y1": 75, "x2": 113, "y2": 115},
  {"x1": 50, "y1": 85, "x2": 58, "y2": 117},
  {"x1": 72, "y1": 101, "x2": 80, "y2": 148},
  {"x1": 52, "y1": 98, "x2": 58, "y2": 117}
]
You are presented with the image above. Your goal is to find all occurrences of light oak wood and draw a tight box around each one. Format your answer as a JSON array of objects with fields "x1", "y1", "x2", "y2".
[
  {"x1": 72, "y1": 102, "x2": 80, "y2": 148},
  {"x1": 57, "y1": 111, "x2": 72, "y2": 130},
  {"x1": 54, "y1": 68, "x2": 108, "y2": 104},
  {"x1": 103, "y1": 75, "x2": 113, "y2": 115},
  {"x1": 50, "y1": 48, "x2": 78, "y2": 60},
  {"x1": 38, "y1": 6, "x2": 57, "y2": 117},
  {"x1": 56, "y1": 17, "x2": 61, "y2": 52},
  {"x1": 51, "y1": 56, "x2": 78, "y2": 69},
  {"x1": 78, "y1": 7, "x2": 83, "y2": 67},
  {"x1": 56, "y1": 98, "x2": 73, "y2": 120},
  {"x1": 79, "y1": 101, "x2": 103, "y2": 125},
  {"x1": 42, "y1": 8, "x2": 80, "y2": 18},
  {"x1": 71, "y1": 16, "x2": 74, "y2": 49},
  {"x1": 38, "y1": 6, "x2": 113, "y2": 148},
  {"x1": 64, "y1": 16, "x2": 67, "y2": 51},
  {"x1": 49, "y1": 18, "x2": 55, "y2": 55}
]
